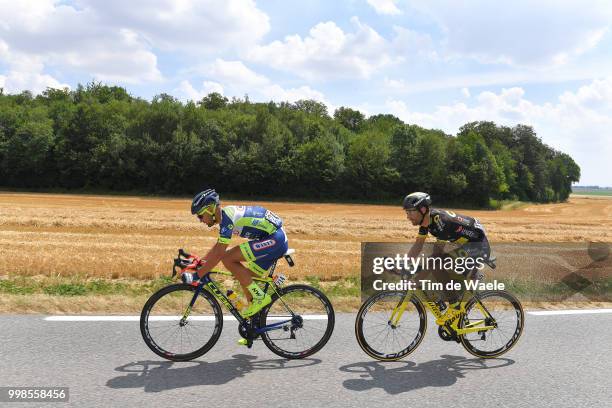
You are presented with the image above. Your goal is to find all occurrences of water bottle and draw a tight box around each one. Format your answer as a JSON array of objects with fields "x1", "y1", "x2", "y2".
[{"x1": 227, "y1": 290, "x2": 245, "y2": 311}]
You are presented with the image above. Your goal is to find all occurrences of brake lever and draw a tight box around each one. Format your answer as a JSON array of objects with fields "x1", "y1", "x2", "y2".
[
  {"x1": 172, "y1": 258, "x2": 181, "y2": 278},
  {"x1": 172, "y1": 249, "x2": 202, "y2": 279},
  {"x1": 172, "y1": 256, "x2": 190, "y2": 277}
]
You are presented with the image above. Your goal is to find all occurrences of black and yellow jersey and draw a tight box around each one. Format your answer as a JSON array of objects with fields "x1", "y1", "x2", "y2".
[{"x1": 418, "y1": 208, "x2": 486, "y2": 244}]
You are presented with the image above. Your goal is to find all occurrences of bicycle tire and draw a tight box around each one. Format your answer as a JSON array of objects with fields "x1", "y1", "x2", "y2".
[
  {"x1": 260, "y1": 284, "x2": 335, "y2": 359},
  {"x1": 459, "y1": 290, "x2": 524, "y2": 358},
  {"x1": 140, "y1": 283, "x2": 223, "y2": 361},
  {"x1": 355, "y1": 291, "x2": 427, "y2": 361}
]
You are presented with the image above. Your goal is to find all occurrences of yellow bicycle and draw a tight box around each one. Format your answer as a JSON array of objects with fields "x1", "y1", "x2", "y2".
[{"x1": 355, "y1": 263, "x2": 524, "y2": 361}]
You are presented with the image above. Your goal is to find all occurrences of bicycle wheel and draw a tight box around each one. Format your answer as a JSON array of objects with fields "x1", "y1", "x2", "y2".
[
  {"x1": 459, "y1": 290, "x2": 524, "y2": 358},
  {"x1": 355, "y1": 291, "x2": 427, "y2": 361},
  {"x1": 260, "y1": 284, "x2": 335, "y2": 359},
  {"x1": 140, "y1": 283, "x2": 223, "y2": 361}
]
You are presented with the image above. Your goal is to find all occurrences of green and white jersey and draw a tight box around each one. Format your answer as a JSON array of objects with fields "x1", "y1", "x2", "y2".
[{"x1": 217, "y1": 205, "x2": 283, "y2": 244}]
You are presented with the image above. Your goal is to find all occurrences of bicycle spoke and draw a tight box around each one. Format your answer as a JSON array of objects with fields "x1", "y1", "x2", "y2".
[
  {"x1": 141, "y1": 284, "x2": 222, "y2": 360},
  {"x1": 460, "y1": 292, "x2": 523, "y2": 357},
  {"x1": 357, "y1": 292, "x2": 425, "y2": 360},
  {"x1": 261, "y1": 285, "x2": 334, "y2": 359}
]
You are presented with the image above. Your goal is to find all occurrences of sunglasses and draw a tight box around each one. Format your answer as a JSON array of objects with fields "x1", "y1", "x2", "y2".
[{"x1": 197, "y1": 205, "x2": 216, "y2": 220}]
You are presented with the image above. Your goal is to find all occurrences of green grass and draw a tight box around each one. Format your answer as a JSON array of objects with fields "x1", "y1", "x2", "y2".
[
  {"x1": 503, "y1": 278, "x2": 612, "y2": 301},
  {"x1": 304, "y1": 275, "x2": 322, "y2": 290},
  {"x1": 43, "y1": 284, "x2": 88, "y2": 296},
  {"x1": 488, "y1": 199, "x2": 531, "y2": 211},
  {"x1": 325, "y1": 278, "x2": 361, "y2": 297},
  {"x1": 0, "y1": 276, "x2": 175, "y2": 297},
  {"x1": 0, "y1": 280, "x2": 36, "y2": 295},
  {"x1": 1, "y1": 275, "x2": 609, "y2": 301},
  {"x1": 571, "y1": 190, "x2": 612, "y2": 196}
]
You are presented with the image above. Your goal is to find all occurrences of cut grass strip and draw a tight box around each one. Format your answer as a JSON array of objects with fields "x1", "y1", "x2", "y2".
[{"x1": 1, "y1": 275, "x2": 609, "y2": 302}]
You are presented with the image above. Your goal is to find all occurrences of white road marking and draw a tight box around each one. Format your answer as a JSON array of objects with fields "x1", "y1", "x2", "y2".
[
  {"x1": 44, "y1": 315, "x2": 329, "y2": 322},
  {"x1": 528, "y1": 309, "x2": 612, "y2": 316},
  {"x1": 44, "y1": 310, "x2": 612, "y2": 321}
]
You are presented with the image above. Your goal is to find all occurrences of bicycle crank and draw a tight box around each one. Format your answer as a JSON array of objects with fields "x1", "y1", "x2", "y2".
[
  {"x1": 238, "y1": 318, "x2": 260, "y2": 348},
  {"x1": 438, "y1": 325, "x2": 460, "y2": 343}
]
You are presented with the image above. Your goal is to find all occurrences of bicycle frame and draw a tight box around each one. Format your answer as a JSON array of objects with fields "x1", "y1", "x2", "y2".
[
  {"x1": 182, "y1": 261, "x2": 296, "y2": 336},
  {"x1": 392, "y1": 286, "x2": 496, "y2": 335}
]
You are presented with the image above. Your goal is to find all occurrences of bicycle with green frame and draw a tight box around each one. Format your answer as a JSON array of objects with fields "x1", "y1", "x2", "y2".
[
  {"x1": 141, "y1": 249, "x2": 335, "y2": 361},
  {"x1": 355, "y1": 256, "x2": 524, "y2": 361}
]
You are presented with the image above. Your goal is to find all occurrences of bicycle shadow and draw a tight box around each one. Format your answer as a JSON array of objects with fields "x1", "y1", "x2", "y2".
[
  {"x1": 340, "y1": 354, "x2": 514, "y2": 395},
  {"x1": 106, "y1": 354, "x2": 321, "y2": 393}
]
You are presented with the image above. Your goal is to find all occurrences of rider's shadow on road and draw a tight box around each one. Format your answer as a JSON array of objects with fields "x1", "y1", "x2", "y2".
[
  {"x1": 340, "y1": 354, "x2": 514, "y2": 395},
  {"x1": 106, "y1": 354, "x2": 321, "y2": 393}
]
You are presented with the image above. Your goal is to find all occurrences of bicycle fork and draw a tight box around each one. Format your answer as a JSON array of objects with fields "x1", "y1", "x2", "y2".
[{"x1": 389, "y1": 295, "x2": 411, "y2": 327}]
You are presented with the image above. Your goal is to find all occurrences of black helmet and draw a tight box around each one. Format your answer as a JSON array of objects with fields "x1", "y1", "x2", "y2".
[
  {"x1": 402, "y1": 192, "x2": 431, "y2": 212},
  {"x1": 191, "y1": 189, "x2": 220, "y2": 215}
]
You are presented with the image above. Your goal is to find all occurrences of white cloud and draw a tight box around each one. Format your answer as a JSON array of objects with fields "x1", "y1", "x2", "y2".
[
  {"x1": 559, "y1": 78, "x2": 612, "y2": 112},
  {"x1": 262, "y1": 84, "x2": 327, "y2": 104},
  {"x1": 410, "y1": 0, "x2": 612, "y2": 67},
  {"x1": 201, "y1": 81, "x2": 224, "y2": 95},
  {"x1": 177, "y1": 81, "x2": 200, "y2": 101},
  {"x1": 177, "y1": 80, "x2": 224, "y2": 102},
  {"x1": 461, "y1": 87, "x2": 470, "y2": 98},
  {"x1": 0, "y1": 70, "x2": 68, "y2": 95},
  {"x1": 247, "y1": 17, "x2": 395, "y2": 80},
  {"x1": 381, "y1": 60, "x2": 612, "y2": 94},
  {"x1": 178, "y1": 59, "x2": 331, "y2": 107},
  {"x1": 207, "y1": 59, "x2": 269, "y2": 89},
  {"x1": 78, "y1": 0, "x2": 270, "y2": 53},
  {"x1": 0, "y1": 0, "x2": 162, "y2": 86},
  {"x1": 367, "y1": 0, "x2": 402, "y2": 16},
  {"x1": 391, "y1": 26, "x2": 436, "y2": 59},
  {"x1": 0, "y1": 0, "x2": 270, "y2": 90},
  {"x1": 0, "y1": 52, "x2": 69, "y2": 94},
  {"x1": 384, "y1": 78, "x2": 612, "y2": 185},
  {"x1": 0, "y1": 40, "x2": 7, "y2": 58},
  {"x1": 383, "y1": 78, "x2": 408, "y2": 89}
]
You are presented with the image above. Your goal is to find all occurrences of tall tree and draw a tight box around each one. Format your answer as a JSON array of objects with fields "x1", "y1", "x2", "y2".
[{"x1": 334, "y1": 107, "x2": 365, "y2": 132}]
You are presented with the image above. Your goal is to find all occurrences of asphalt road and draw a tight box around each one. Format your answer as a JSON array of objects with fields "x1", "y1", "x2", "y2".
[{"x1": 1, "y1": 312, "x2": 610, "y2": 407}]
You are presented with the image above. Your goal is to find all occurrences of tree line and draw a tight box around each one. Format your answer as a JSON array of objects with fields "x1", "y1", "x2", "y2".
[{"x1": 0, "y1": 83, "x2": 580, "y2": 207}]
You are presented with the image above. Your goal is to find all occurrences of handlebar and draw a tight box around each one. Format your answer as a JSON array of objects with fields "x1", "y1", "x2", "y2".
[{"x1": 172, "y1": 248, "x2": 200, "y2": 277}]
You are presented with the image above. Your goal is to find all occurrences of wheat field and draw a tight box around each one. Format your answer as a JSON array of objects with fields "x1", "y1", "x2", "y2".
[
  {"x1": 1, "y1": 192, "x2": 611, "y2": 312},
  {"x1": 1, "y1": 192, "x2": 611, "y2": 281}
]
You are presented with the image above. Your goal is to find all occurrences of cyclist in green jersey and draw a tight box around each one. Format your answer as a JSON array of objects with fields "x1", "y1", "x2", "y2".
[{"x1": 183, "y1": 189, "x2": 289, "y2": 324}]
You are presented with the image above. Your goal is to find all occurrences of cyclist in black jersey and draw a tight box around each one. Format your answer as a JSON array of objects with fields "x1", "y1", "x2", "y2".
[{"x1": 403, "y1": 192, "x2": 491, "y2": 315}]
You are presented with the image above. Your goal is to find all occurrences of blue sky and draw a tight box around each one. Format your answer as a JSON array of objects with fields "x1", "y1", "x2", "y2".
[{"x1": 1, "y1": 0, "x2": 611, "y2": 185}]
